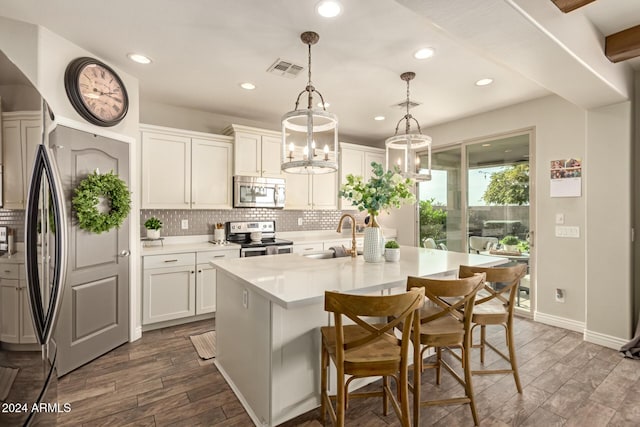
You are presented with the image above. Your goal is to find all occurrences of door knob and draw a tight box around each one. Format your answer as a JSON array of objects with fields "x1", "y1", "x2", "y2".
[{"x1": 119, "y1": 250, "x2": 131, "y2": 257}]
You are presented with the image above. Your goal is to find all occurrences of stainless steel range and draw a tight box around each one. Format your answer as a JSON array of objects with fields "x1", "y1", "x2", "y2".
[{"x1": 225, "y1": 220, "x2": 293, "y2": 257}]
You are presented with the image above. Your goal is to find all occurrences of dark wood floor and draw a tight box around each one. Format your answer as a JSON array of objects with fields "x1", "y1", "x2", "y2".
[{"x1": 49, "y1": 317, "x2": 638, "y2": 426}]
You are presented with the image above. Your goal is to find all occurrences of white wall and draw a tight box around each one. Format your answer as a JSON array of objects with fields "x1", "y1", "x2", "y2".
[
  {"x1": 384, "y1": 94, "x2": 633, "y2": 346},
  {"x1": 585, "y1": 101, "x2": 632, "y2": 344}
]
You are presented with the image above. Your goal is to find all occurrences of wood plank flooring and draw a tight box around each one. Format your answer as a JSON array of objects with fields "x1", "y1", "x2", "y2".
[{"x1": 49, "y1": 317, "x2": 638, "y2": 426}]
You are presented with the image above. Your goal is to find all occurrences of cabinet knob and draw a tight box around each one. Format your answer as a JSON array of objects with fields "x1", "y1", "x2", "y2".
[
  {"x1": 198, "y1": 270, "x2": 202, "y2": 273},
  {"x1": 119, "y1": 250, "x2": 131, "y2": 257},
  {"x1": 191, "y1": 271, "x2": 195, "y2": 274}
]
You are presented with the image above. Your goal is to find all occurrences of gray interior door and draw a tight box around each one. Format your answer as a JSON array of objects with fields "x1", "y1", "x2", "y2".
[{"x1": 52, "y1": 125, "x2": 130, "y2": 376}]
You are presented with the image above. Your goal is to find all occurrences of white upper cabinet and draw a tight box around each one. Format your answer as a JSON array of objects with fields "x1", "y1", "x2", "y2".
[
  {"x1": 339, "y1": 142, "x2": 385, "y2": 209},
  {"x1": 284, "y1": 172, "x2": 337, "y2": 211},
  {"x1": 140, "y1": 124, "x2": 233, "y2": 209},
  {"x1": 191, "y1": 138, "x2": 232, "y2": 209},
  {"x1": 2, "y1": 112, "x2": 41, "y2": 209},
  {"x1": 311, "y1": 172, "x2": 338, "y2": 210},
  {"x1": 224, "y1": 124, "x2": 283, "y2": 178}
]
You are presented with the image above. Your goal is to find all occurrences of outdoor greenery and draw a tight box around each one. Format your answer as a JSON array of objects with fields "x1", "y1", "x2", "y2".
[
  {"x1": 419, "y1": 198, "x2": 447, "y2": 243},
  {"x1": 384, "y1": 240, "x2": 400, "y2": 249},
  {"x1": 483, "y1": 164, "x2": 530, "y2": 206},
  {"x1": 144, "y1": 217, "x2": 163, "y2": 230}
]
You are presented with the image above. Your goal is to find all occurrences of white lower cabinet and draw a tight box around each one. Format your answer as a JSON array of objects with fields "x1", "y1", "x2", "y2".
[
  {"x1": 143, "y1": 253, "x2": 196, "y2": 325},
  {"x1": 196, "y1": 249, "x2": 239, "y2": 315},
  {"x1": 143, "y1": 249, "x2": 239, "y2": 325},
  {"x1": 0, "y1": 263, "x2": 36, "y2": 344}
]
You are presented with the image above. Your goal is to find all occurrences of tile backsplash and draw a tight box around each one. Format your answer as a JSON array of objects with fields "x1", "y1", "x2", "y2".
[
  {"x1": 140, "y1": 208, "x2": 366, "y2": 237},
  {"x1": 1, "y1": 207, "x2": 367, "y2": 241},
  {"x1": 0, "y1": 209, "x2": 25, "y2": 242}
]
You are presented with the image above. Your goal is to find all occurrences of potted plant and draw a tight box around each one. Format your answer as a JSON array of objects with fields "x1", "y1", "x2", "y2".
[
  {"x1": 339, "y1": 162, "x2": 415, "y2": 263},
  {"x1": 144, "y1": 217, "x2": 163, "y2": 239},
  {"x1": 384, "y1": 240, "x2": 401, "y2": 262},
  {"x1": 501, "y1": 235, "x2": 520, "y2": 252}
]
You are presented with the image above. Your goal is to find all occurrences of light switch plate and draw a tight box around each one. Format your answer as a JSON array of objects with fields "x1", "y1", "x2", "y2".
[{"x1": 555, "y1": 225, "x2": 579, "y2": 238}]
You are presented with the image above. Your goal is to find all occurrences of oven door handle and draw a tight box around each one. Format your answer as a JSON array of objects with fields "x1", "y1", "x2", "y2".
[{"x1": 241, "y1": 247, "x2": 267, "y2": 257}]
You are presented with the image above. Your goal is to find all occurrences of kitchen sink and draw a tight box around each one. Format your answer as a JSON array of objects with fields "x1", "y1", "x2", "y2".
[
  {"x1": 302, "y1": 250, "x2": 363, "y2": 259},
  {"x1": 302, "y1": 251, "x2": 336, "y2": 259}
]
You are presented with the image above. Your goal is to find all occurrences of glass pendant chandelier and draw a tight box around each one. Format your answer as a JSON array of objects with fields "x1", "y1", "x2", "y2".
[
  {"x1": 281, "y1": 31, "x2": 338, "y2": 174},
  {"x1": 385, "y1": 72, "x2": 432, "y2": 181}
]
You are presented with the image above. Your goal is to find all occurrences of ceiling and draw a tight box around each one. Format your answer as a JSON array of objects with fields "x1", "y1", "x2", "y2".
[{"x1": 0, "y1": 0, "x2": 637, "y2": 145}]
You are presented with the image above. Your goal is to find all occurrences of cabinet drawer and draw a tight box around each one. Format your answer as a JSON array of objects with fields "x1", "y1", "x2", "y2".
[
  {"x1": 143, "y1": 253, "x2": 195, "y2": 269},
  {"x1": 0, "y1": 264, "x2": 21, "y2": 280},
  {"x1": 196, "y1": 249, "x2": 239, "y2": 264},
  {"x1": 293, "y1": 242, "x2": 324, "y2": 253}
]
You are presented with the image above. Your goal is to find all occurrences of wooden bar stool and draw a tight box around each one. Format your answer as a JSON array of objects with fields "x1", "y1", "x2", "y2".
[
  {"x1": 320, "y1": 288, "x2": 425, "y2": 427},
  {"x1": 405, "y1": 273, "x2": 485, "y2": 427},
  {"x1": 458, "y1": 264, "x2": 527, "y2": 393}
]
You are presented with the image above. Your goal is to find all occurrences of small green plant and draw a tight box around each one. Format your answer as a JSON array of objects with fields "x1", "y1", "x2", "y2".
[
  {"x1": 501, "y1": 235, "x2": 519, "y2": 246},
  {"x1": 144, "y1": 217, "x2": 163, "y2": 230},
  {"x1": 385, "y1": 240, "x2": 400, "y2": 249}
]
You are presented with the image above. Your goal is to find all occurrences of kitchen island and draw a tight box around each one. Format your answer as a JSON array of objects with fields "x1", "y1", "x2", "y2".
[{"x1": 211, "y1": 246, "x2": 507, "y2": 426}]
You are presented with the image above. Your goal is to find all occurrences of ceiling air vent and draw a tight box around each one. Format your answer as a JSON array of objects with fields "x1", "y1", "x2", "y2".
[
  {"x1": 393, "y1": 100, "x2": 422, "y2": 109},
  {"x1": 267, "y1": 58, "x2": 305, "y2": 78}
]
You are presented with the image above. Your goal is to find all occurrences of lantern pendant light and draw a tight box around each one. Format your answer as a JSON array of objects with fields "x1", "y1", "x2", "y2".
[
  {"x1": 385, "y1": 72, "x2": 432, "y2": 181},
  {"x1": 281, "y1": 31, "x2": 338, "y2": 174}
]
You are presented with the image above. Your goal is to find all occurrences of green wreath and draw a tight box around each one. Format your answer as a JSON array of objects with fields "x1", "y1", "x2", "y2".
[{"x1": 72, "y1": 170, "x2": 131, "y2": 234}]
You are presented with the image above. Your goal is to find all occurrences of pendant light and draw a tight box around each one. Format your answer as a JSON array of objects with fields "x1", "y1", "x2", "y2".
[
  {"x1": 385, "y1": 72, "x2": 432, "y2": 181},
  {"x1": 281, "y1": 31, "x2": 338, "y2": 174}
]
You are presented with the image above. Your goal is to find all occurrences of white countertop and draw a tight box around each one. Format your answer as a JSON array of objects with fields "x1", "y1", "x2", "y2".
[{"x1": 212, "y1": 246, "x2": 506, "y2": 308}]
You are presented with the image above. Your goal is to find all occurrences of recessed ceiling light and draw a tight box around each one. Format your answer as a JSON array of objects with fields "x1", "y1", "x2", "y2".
[
  {"x1": 240, "y1": 82, "x2": 256, "y2": 90},
  {"x1": 317, "y1": 101, "x2": 330, "y2": 108},
  {"x1": 316, "y1": 0, "x2": 342, "y2": 18},
  {"x1": 413, "y1": 48, "x2": 435, "y2": 60},
  {"x1": 482, "y1": 143, "x2": 491, "y2": 147},
  {"x1": 475, "y1": 78, "x2": 494, "y2": 86},
  {"x1": 127, "y1": 53, "x2": 152, "y2": 64},
  {"x1": 374, "y1": 116, "x2": 385, "y2": 121}
]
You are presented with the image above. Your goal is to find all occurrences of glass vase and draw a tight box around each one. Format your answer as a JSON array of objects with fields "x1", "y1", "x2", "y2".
[{"x1": 363, "y1": 215, "x2": 385, "y2": 263}]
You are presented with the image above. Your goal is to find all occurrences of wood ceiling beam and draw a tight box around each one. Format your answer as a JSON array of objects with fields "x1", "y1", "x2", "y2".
[
  {"x1": 550, "y1": 0, "x2": 596, "y2": 13},
  {"x1": 606, "y1": 25, "x2": 640, "y2": 63}
]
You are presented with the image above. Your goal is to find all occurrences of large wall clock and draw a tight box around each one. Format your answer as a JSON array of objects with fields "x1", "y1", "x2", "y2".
[{"x1": 64, "y1": 57, "x2": 129, "y2": 127}]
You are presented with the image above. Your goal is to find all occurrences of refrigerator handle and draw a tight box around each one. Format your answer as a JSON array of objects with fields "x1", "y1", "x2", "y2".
[{"x1": 25, "y1": 143, "x2": 68, "y2": 346}]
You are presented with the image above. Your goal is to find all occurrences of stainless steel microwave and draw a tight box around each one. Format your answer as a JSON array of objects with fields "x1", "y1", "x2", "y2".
[{"x1": 233, "y1": 176, "x2": 285, "y2": 208}]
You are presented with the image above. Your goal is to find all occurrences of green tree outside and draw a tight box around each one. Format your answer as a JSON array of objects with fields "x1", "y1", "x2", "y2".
[
  {"x1": 419, "y1": 198, "x2": 447, "y2": 244},
  {"x1": 482, "y1": 164, "x2": 529, "y2": 206}
]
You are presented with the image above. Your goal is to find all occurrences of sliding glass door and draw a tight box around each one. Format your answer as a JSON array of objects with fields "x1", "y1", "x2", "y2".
[{"x1": 417, "y1": 131, "x2": 534, "y2": 314}]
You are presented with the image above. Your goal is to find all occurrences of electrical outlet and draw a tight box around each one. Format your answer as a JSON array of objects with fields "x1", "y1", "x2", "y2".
[
  {"x1": 298, "y1": 218, "x2": 303, "y2": 226},
  {"x1": 555, "y1": 213, "x2": 564, "y2": 224},
  {"x1": 555, "y1": 288, "x2": 565, "y2": 303},
  {"x1": 181, "y1": 219, "x2": 188, "y2": 230}
]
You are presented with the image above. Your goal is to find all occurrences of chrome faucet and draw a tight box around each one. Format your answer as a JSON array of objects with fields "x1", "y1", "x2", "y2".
[{"x1": 336, "y1": 213, "x2": 358, "y2": 257}]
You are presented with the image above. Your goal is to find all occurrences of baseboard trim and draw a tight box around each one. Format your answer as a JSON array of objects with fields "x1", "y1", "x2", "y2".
[
  {"x1": 533, "y1": 311, "x2": 585, "y2": 333},
  {"x1": 131, "y1": 326, "x2": 143, "y2": 342},
  {"x1": 584, "y1": 329, "x2": 627, "y2": 350}
]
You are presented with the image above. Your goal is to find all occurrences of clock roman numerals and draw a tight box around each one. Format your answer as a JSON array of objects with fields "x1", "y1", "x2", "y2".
[{"x1": 65, "y1": 57, "x2": 129, "y2": 126}]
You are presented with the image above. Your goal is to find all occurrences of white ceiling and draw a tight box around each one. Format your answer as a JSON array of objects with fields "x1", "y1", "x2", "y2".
[{"x1": 0, "y1": 0, "x2": 637, "y2": 144}]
